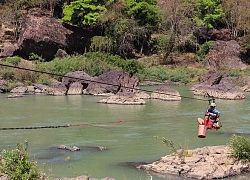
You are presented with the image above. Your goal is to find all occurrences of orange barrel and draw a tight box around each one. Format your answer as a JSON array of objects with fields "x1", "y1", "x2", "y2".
[
  {"x1": 206, "y1": 119, "x2": 214, "y2": 129},
  {"x1": 198, "y1": 124, "x2": 206, "y2": 138}
]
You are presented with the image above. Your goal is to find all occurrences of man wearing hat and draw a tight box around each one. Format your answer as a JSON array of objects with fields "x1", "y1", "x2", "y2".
[{"x1": 197, "y1": 102, "x2": 220, "y2": 129}]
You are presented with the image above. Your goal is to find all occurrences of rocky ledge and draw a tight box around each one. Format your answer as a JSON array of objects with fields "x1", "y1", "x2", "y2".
[{"x1": 137, "y1": 145, "x2": 250, "y2": 179}]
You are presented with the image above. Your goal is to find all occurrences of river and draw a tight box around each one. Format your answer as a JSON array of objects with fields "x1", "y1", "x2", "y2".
[{"x1": 0, "y1": 85, "x2": 250, "y2": 180}]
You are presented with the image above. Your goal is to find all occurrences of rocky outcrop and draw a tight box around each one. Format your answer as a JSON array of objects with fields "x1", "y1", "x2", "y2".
[
  {"x1": 137, "y1": 145, "x2": 250, "y2": 179},
  {"x1": 99, "y1": 92, "x2": 146, "y2": 105},
  {"x1": 10, "y1": 82, "x2": 27, "y2": 93},
  {"x1": 0, "y1": 42, "x2": 17, "y2": 58},
  {"x1": 193, "y1": 27, "x2": 234, "y2": 44},
  {"x1": 151, "y1": 87, "x2": 181, "y2": 101},
  {"x1": 33, "y1": 83, "x2": 49, "y2": 93},
  {"x1": 7, "y1": 70, "x2": 140, "y2": 97},
  {"x1": 203, "y1": 40, "x2": 248, "y2": 70},
  {"x1": 46, "y1": 81, "x2": 67, "y2": 96},
  {"x1": 0, "y1": 23, "x2": 17, "y2": 57},
  {"x1": 86, "y1": 70, "x2": 139, "y2": 95},
  {"x1": 15, "y1": 8, "x2": 72, "y2": 60},
  {"x1": 191, "y1": 71, "x2": 245, "y2": 100},
  {"x1": 62, "y1": 71, "x2": 94, "y2": 95},
  {"x1": 67, "y1": 82, "x2": 84, "y2": 95}
]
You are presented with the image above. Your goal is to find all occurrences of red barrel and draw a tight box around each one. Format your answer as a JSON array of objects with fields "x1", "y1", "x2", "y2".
[{"x1": 198, "y1": 124, "x2": 206, "y2": 138}]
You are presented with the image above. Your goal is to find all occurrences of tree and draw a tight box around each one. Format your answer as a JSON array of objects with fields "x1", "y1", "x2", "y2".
[
  {"x1": 221, "y1": 0, "x2": 250, "y2": 37},
  {"x1": 156, "y1": 0, "x2": 197, "y2": 63},
  {"x1": 194, "y1": 0, "x2": 224, "y2": 29},
  {"x1": 125, "y1": 0, "x2": 162, "y2": 28},
  {"x1": 62, "y1": 0, "x2": 111, "y2": 26}
]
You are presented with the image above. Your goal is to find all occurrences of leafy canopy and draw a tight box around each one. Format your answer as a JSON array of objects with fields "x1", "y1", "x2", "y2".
[
  {"x1": 62, "y1": 0, "x2": 161, "y2": 28},
  {"x1": 194, "y1": 0, "x2": 224, "y2": 28},
  {"x1": 125, "y1": 0, "x2": 161, "y2": 27},
  {"x1": 62, "y1": 0, "x2": 113, "y2": 26}
]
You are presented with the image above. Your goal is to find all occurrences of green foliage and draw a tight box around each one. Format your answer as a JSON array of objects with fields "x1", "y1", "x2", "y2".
[
  {"x1": 90, "y1": 36, "x2": 114, "y2": 53},
  {"x1": 169, "y1": 68, "x2": 189, "y2": 84},
  {"x1": 149, "y1": 35, "x2": 169, "y2": 55},
  {"x1": 0, "y1": 141, "x2": 40, "y2": 180},
  {"x1": 139, "y1": 65, "x2": 200, "y2": 84},
  {"x1": 126, "y1": 0, "x2": 162, "y2": 28},
  {"x1": 220, "y1": 69, "x2": 244, "y2": 77},
  {"x1": 141, "y1": 66, "x2": 168, "y2": 82},
  {"x1": 228, "y1": 134, "x2": 250, "y2": 162},
  {"x1": 196, "y1": 41, "x2": 213, "y2": 61},
  {"x1": 4, "y1": 56, "x2": 21, "y2": 66},
  {"x1": 29, "y1": 53, "x2": 45, "y2": 62},
  {"x1": 62, "y1": 0, "x2": 110, "y2": 26},
  {"x1": 35, "y1": 53, "x2": 120, "y2": 81},
  {"x1": 194, "y1": 0, "x2": 224, "y2": 29},
  {"x1": 1, "y1": 69, "x2": 15, "y2": 80},
  {"x1": 83, "y1": 52, "x2": 145, "y2": 75},
  {"x1": 0, "y1": 61, "x2": 16, "y2": 80}
]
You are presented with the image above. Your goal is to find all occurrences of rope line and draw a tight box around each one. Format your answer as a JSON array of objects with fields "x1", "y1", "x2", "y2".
[
  {"x1": 0, "y1": 114, "x2": 193, "y2": 131},
  {"x1": 0, "y1": 125, "x2": 69, "y2": 130},
  {"x1": 0, "y1": 63, "x2": 210, "y2": 101}
]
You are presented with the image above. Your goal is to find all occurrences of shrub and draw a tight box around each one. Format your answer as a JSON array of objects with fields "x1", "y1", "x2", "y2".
[
  {"x1": 29, "y1": 53, "x2": 45, "y2": 62},
  {"x1": 141, "y1": 66, "x2": 169, "y2": 82},
  {"x1": 196, "y1": 41, "x2": 213, "y2": 61},
  {"x1": 5, "y1": 56, "x2": 21, "y2": 66},
  {"x1": 228, "y1": 134, "x2": 250, "y2": 162},
  {"x1": 0, "y1": 141, "x2": 41, "y2": 180}
]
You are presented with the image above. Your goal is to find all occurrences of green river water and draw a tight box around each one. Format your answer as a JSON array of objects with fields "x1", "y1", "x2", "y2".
[{"x1": 0, "y1": 85, "x2": 250, "y2": 180}]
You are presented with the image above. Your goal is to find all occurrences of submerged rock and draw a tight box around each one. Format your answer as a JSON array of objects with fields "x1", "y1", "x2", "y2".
[
  {"x1": 99, "y1": 92, "x2": 145, "y2": 105},
  {"x1": 57, "y1": 145, "x2": 80, "y2": 152},
  {"x1": 151, "y1": 86, "x2": 181, "y2": 101}
]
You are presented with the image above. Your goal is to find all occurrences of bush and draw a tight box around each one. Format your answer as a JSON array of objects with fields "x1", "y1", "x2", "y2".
[
  {"x1": 4, "y1": 56, "x2": 21, "y2": 66},
  {"x1": 141, "y1": 66, "x2": 169, "y2": 82},
  {"x1": 228, "y1": 134, "x2": 250, "y2": 162},
  {"x1": 35, "y1": 54, "x2": 119, "y2": 81},
  {"x1": 0, "y1": 141, "x2": 41, "y2": 180},
  {"x1": 196, "y1": 41, "x2": 213, "y2": 61}
]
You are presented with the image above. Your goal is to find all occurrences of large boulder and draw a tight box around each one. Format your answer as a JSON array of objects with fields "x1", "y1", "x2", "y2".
[
  {"x1": 14, "y1": 8, "x2": 97, "y2": 60},
  {"x1": 67, "y1": 82, "x2": 84, "y2": 95},
  {"x1": 0, "y1": 42, "x2": 17, "y2": 58},
  {"x1": 62, "y1": 71, "x2": 93, "y2": 89},
  {"x1": 15, "y1": 8, "x2": 72, "y2": 60},
  {"x1": 137, "y1": 145, "x2": 250, "y2": 179},
  {"x1": 203, "y1": 40, "x2": 248, "y2": 70},
  {"x1": 85, "y1": 70, "x2": 139, "y2": 95},
  {"x1": 151, "y1": 87, "x2": 181, "y2": 101},
  {"x1": 191, "y1": 71, "x2": 245, "y2": 100},
  {"x1": 46, "y1": 79, "x2": 67, "y2": 96}
]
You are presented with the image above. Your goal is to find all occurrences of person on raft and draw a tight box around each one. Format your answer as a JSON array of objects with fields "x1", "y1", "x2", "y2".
[{"x1": 197, "y1": 102, "x2": 220, "y2": 129}]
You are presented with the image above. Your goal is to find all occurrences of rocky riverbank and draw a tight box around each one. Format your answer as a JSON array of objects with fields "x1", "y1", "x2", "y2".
[{"x1": 137, "y1": 145, "x2": 250, "y2": 179}]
